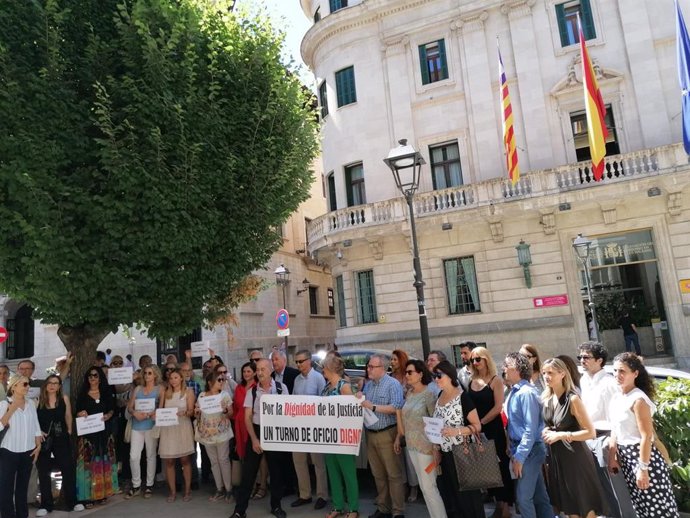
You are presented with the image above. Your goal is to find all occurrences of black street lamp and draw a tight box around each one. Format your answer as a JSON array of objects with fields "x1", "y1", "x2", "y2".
[
  {"x1": 383, "y1": 139, "x2": 430, "y2": 359},
  {"x1": 572, "y1": 233, "x2": 600, "y2": 343},
  {"x1": 274, "y1": 264, "x2": 291, "y2": 347}
]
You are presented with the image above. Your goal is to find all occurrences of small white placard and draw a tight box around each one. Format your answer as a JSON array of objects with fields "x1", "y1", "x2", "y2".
[
  {"x1": 199, "y1": 394, "x2": 223, "y2": 414},
  {"x1": 135, "y1": 399, "x2": 156, "y2": 412},
  {"x1": 155, "y1": 407, "x2": 179, "y2": 427},
  {"x1": 108, "y1": 367, "x2": 133, "y2": 385},
  {"x1": 277, "y1": 328, "x2": 290, "y2": 337},
  {"x1": 423, "y1": 417, "x2": 445, "y2": 445},
  {"x1": 76, "y1": 413, "x2": 105, "y2": 436},
  {"x1": 27, "y1": 387, "x2": 41, "y2": 400},
  {"x1": 362, "y1": 407, "x2": 379, "y2": 427},
  {"x1": 190, "y1": 340, "x2": 210, "y2": 358}
]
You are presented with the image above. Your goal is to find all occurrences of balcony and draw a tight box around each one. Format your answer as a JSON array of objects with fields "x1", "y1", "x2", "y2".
[{"x1": 307, "y1": 143, "x2": 688, "y2": 251}]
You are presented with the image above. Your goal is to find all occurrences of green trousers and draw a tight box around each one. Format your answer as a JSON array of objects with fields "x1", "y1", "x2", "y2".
[{"x1": 325, "y1": 453, "x2": 359, "y2": 512}]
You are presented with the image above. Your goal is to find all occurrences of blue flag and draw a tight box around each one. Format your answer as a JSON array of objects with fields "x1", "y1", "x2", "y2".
[{"x1": 676, "y1": 0, "x2": 690, "y2": 154}]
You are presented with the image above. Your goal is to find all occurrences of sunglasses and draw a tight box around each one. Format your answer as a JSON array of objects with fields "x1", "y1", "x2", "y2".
[
  {"x1": 165, "y1": 367, "x2": 175, "y2": 371},
  {"x1": 471, "y1": 358, "x2": 484, "y2": 364},
  {"x1": 144, "y1": 372, "x2": 154, "y2": 376},
  {"x1": 431, "y1": 372, "x2": 443, "y2": 380},
  {"x1": 88, "y1": 373, "x2": 99, "y2": 378},
  {"x1": 295, "y1": 359, "x2": 308, "y2": 365},
  {"x1": 576, "y1": 355, "x2": 593, "y2": 361},
  {"x1": 404, "y1": 370, "x2": 417, "y2": 375},
  {"x1": 19, "y1": 381, "x2": 30, "y2": 387}
]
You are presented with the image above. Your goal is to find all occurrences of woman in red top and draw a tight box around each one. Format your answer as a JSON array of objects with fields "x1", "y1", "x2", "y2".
[{"x1": 232, "y1": 361, "x2": 257, "y2": 459}]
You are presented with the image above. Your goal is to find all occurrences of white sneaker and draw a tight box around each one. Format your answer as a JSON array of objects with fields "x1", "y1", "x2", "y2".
[
  {"x1": 36, "y1": 509, "x2": 49, "y2": 517},
  {"x1": 72, "y1": 504, "x2": 85, "y2": 512}
]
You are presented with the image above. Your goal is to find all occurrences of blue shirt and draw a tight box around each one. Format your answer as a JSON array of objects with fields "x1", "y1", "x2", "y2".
[
  {"x1": 362, "y1": 374, "x2": 404, "y2": 430},
  {"x1": 506, "y1": 379, "x2": 544, "y2": 464},
  {"x1": 186, "y1": 379, "x2": 201, "y2": 399},
  {"x1": 293, "y1": 368, "x2": 326, "y2": 396}
]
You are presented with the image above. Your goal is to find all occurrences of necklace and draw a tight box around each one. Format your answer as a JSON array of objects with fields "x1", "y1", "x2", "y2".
[{"x1": 89, "y1": 390, "x2": 100, "y2": 404}]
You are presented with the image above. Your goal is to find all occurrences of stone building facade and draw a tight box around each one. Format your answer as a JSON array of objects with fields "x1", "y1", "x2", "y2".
[{"x1": 300, "y1": 0, "x2": 690, "y2": 367}]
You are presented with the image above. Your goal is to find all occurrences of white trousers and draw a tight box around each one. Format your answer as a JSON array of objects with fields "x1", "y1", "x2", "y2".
[
  {"x1": 205, "y1": 441, "x2": 232, "y2": 492},
  {"x1": 407, "y1": 449, "x2": 447, "y2": 518},
  {"x1": 130, "y1": 428, "x2": 159, "y2": 488}
]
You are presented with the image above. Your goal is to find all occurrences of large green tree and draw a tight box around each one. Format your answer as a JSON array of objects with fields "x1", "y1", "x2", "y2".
[{"x1": 0, "y1": 0, "x2": 318, "y2": 382}]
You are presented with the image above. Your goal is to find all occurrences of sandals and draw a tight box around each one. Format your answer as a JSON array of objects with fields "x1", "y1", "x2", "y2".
[
  {"x1": 346, "y1": 513, "x2": 359, "y2": 518},
  {"x1": 326, "y1": 510, "x2": 343, "y2": 518},
  {"x1": 250, "y1": 485, "x2": 267, "y2": 499},
  {"x1": 167, "y1": 494, "x2": 176, "y2": 503},
  {"x1": 183, "y1": 493, "x2": 192, "y2": 502}
]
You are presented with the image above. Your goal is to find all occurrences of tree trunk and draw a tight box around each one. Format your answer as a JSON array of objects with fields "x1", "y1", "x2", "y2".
[{"x1": 57, "y1": 324, "x2": 110, "y2": 409}]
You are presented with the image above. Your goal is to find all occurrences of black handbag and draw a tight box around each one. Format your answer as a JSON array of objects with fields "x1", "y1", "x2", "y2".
[
  {"x1": 452, "y1": 433, "x2": 503, "y2": 491},
  {"x1": 40, "y1": 422, "x2": 54, "y2": 454}
]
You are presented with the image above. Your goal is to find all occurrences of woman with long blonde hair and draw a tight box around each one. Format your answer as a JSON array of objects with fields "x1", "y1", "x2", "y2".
[
  {"x1": 467, "y1": 347, "x2": 513, "y2": 518},
  {"x1": 541, "y1": 358, "x2": 605, "y2": 518}
]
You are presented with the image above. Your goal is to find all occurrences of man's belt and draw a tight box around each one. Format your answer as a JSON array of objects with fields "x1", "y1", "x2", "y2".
[{"x1": 366, "y1": 424, "x2": 397, "y2": 434}]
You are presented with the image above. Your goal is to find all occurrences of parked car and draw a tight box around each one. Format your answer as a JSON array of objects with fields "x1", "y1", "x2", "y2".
[{"x1": 312, "y1": 348, "x2": 393, "y2": 386}]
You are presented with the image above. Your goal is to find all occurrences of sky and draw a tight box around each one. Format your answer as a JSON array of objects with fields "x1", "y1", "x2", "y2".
[{"x1": 234, "y1": 0, "x2": 313, "y2": 85}]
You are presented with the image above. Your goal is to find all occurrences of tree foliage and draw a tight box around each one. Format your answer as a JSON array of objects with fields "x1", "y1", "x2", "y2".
[{"x1": 0, "y1": 0, "x2": 318, "y2": 342}]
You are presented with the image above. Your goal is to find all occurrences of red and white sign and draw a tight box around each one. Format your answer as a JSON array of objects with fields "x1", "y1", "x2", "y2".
[
  {"x1": 533, "y1": 295, "x2": 569, "y2": 308},
  {"x1": 276, "y1": 309, "x2": 289, "y2": 330},
  {"x1": 0, "y1": 326, "x2": 7, "y2": 344}
]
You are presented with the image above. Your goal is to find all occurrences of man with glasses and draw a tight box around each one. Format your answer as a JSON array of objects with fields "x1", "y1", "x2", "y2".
[
  {"x1": 290, "y1": 350, "x2": 328, "y2": 510},
  {"x1": 503, "y1": 352, "x2": 552, "y2": 518},
  {"x1": 271, "y1": 349, "x2": 298, "y2": 395},
  {"x1": 249, "y1": 350, "x2": 263, "y2": 362},
  {"x1": 360, "y1": 354, "x2": 405, "y2": 518},
  {"x1": 578, "y1": 342, "x2": 634, "y2": 518},
  {"x1": 425, "y1": 351, "x2": 446, "y2": 396}
]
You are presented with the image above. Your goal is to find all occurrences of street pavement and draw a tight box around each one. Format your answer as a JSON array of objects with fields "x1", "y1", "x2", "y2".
[{"x1": 30, "y1": 476, "x2": 499, "y2": 518}]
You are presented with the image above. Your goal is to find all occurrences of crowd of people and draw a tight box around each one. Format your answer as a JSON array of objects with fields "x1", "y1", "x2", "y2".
[{"x1": 0, "y1": 340, "x2": 680, "y2": 518}]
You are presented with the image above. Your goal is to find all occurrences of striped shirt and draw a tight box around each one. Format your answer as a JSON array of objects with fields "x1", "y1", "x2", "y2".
[
  {"x1": 362, "y1": 374, "x2": 404, "y2": 431},
  {"x1": 0, "y1": 397, "x2": 42, "y2": 452}
]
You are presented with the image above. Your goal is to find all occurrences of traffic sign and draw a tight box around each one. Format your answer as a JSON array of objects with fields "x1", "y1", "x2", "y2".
[
  {"x1": 0, "y1": 326, "x2": 7, "y2": 343},
  {"x1": 276, "y1": 309, "x2": 289, "y2": 330}
]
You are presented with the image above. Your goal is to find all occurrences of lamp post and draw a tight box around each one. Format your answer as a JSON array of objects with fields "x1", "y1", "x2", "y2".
[
  {"x1": 383, "y1": 139, "x2": 430, "y2": 359},
  {"x1": 274, "y1": 264, "x2": 291, "y2": 348},
  {"x1": 572, "y1": 233, "x2": 600, "y2": 343}
]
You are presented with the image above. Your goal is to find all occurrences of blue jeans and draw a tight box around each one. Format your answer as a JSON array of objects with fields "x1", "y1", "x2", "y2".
[
  {"x1": 624, "y1": 334, "x2": 641, "y2": 354},
  {"x1": 514, "y1": 443, "x2": 551, "y2": 518}
]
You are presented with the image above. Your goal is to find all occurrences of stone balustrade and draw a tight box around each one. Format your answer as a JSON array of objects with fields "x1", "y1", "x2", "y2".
[{"x1": 307, "y1": 143, "x2": 684, "y2": 248}]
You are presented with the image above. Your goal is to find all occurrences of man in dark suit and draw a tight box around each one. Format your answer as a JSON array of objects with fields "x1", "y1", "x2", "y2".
[{"x1": 271, "y1": 349, "x2": 299, "y2": 394}]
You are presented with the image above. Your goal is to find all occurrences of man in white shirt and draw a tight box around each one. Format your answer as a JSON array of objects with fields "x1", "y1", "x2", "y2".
[
  {"x1": 578, "y1": 341, "x2": 634, "y2": 518},
  {"x1": 290, "y1": 350, "x2": 328, "y2": 510},
  {"x1": 456, "y1": 342, "x2": 475, "y2": 391}
]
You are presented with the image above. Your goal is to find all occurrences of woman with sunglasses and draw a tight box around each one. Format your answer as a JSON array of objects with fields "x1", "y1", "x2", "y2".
[
  {"x1": 467, "y1": 347, "x2": 513, "y2": 518},
  {"x1": 158, "y1": 367, "x2": 195, "y2": 502},
  {"x1": 75, "y1": 367, "x2": 118, "y2": 507},
  {"x1": 0, "y1": 376, "x2": 42, "y2": 518},
  {"x1": 194, "y1": 370, "x2": 234, "y2": 502},
  {"x1": 432, "y1": 361, "x2": 485, "y2": 518},
  {"x1": 393, "y1": 360, "x2": 446, "y2": 518},
  {"x1": 36, "y1": 375, "x2": 84, "y2": 516},
  {"x1": 125, "y1": 365, "x2": 162, "y2": 500}
]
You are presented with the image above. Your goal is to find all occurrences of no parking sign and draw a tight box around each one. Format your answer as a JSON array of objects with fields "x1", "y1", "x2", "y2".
[{"x1": 276, "y1": 309, "x2": 289, "y2": 337}]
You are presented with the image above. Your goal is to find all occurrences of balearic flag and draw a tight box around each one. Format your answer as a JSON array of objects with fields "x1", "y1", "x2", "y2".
[
  {"x1": 579, "y1": 17, "x2": 608, "y2": 181},
  {"x1": 675, "y1": 0, "x2": 690, "y2": 154},
  {"x1": 498, "y1": 46, "x2": 520, "y2": 186}
]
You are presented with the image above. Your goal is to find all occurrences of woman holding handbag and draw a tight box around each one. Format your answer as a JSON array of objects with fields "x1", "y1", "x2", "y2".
[
  {"x1": 125, "y1": 365, "x2": 162, "y2": 500},
  {"x1": 194, "y1": 370, "x2": 233, "y2": 502},
  {"x1": 36, "y1": 374, "x2": 84, "y2": 516},
  {"x1": 432, "y1": 361, "x2": 485, "y2": 518}
]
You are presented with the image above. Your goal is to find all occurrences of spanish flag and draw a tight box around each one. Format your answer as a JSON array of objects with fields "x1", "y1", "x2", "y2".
[
  {"x1": 579, "y1": 17, "x2": 608, "y2": 181},
  {"x1": 498, "y1": 45, "x2": 520, "y2": 186}
]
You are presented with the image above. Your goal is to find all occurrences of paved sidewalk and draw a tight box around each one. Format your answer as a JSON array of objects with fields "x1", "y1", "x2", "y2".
[{"x1": 29, "y1": 482, "x2": 499, "y2": 518}]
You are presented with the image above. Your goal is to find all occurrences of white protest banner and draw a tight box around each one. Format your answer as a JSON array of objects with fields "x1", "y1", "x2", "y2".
[
  {"x1": 423, "y1": 416, "x2": 444, "y2": 445},
  {"x1": 108, "y1": 367, "x2": 133, "y2": 385},
  {"x1": 76, "y1": 413, "x2": 105, "y2": 436},
  {"x1": 260, "y1": 395, "x2": 363, "y2": 455},
  {"x1": 198, "y1": 394, "x2": 223, "y2": 414},
  {"x1": 190, "y1": 340, "x2": 210, "y2": 358},
  {"x1": 134, "y1": 399, "x2": 156, "y2": 412},
  {"x1": 155, "y1": 408, "x2": 179, "y2": 427}
]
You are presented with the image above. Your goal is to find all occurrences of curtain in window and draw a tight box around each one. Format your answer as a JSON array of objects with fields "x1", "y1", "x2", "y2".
[
  {"x1": 446, "y1": 144, "x2": 462, "y2": 186},
  {"x1": 461, "y1": 257, "x2": 479, "y2": 310},
  {"x1": 357, "y1": 271, "x2": 376, "y2": 324},
  {"x1": 444, "y1": 259, "x2": 459, "y2": 314}
]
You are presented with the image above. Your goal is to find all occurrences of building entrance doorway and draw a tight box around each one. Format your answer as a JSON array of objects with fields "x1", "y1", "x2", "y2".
[{"x1": 582, "y1": 230, "x2": 672, "y2": 356}]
